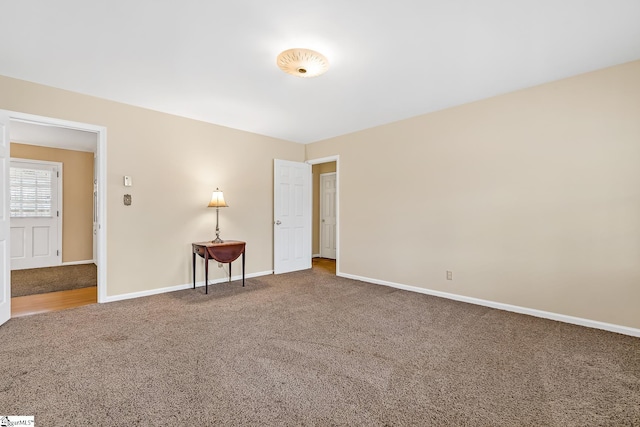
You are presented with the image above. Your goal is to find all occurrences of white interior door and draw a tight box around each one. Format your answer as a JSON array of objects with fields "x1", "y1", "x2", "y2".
[
  {"x1": 0, "y1": 113, "x2": 11, "y2": 326},
  {"x1": 10, "y1": 159, "x2": 61, "y2": 270},
  {"x1": 320, "y1": 173, "x2": 337, "y2": 259},
  {"x1": 274, "y1": 159, "x2": 311, "y2": 274}
]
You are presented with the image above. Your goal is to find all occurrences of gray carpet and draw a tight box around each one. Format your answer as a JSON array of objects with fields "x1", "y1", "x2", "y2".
[
  {"x1": 11, "y1": 264, "x2": 97, "y2": 297},
  {"x1": 1, "y1": 267, "x2": 638, "y2": 426}
]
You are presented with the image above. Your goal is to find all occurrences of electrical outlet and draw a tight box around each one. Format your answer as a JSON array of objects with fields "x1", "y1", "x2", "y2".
[{"x1": 446, "y1": 271, "x2": 453, "y2": 280}]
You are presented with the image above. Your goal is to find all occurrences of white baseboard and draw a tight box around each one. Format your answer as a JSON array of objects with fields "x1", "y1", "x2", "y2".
[
  {"x1": 312, "y1": 254, "x2": 321, "y2": 258},
  {"x1": 62, "y1": 260, "x2": 96, "y2": 266},
  {"x1": 102, "y1": 270, "x2": 273, "y2": 303},
  {"x1": 337, "y1": 272, "x2": 640, "y2": 338}
]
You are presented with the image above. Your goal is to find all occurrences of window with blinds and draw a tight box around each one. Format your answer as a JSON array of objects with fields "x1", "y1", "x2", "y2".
[{"x1": 10, "y1": 167, "x2": 53, "y2": 218}]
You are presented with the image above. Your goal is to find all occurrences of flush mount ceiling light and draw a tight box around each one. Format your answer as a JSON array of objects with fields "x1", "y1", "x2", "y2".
[{"x1": 277, "y1": 48, "x2": 329, "y2": 78}]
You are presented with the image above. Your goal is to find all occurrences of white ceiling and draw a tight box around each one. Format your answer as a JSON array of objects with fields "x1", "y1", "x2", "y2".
[
  {"x1": 11, "y1": 120, "x2": 97, "y2": 153},
  {"x1": 1, "y1": 1, "x2": 639, "y2": 144}
]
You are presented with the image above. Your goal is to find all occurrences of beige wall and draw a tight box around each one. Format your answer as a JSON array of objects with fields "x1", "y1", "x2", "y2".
[
  {"x1": 305, "y1": 60, "x2": 640, "y2": 329},
  {"x1": 312, "y1": 162, "x2": 337, "y2": 255},
  {"x1": 0, "y1": 75, "x2": 304, "y2": 297},
  {"x1": 10, "y1": 143, "x2": 94, "y2": 263}
]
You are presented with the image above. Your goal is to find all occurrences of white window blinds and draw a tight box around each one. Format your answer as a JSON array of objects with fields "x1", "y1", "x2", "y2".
[{"x1": 10, "y1": 167, "x2": 53, "y2": 218}]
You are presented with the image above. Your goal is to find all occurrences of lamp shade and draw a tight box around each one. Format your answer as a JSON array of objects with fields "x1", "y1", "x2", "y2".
[{"x1": 207, "y1": 188, "x2": 228, "y2": 208}]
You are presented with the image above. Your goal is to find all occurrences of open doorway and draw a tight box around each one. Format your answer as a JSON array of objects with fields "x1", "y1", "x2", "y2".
[
  {"x1": 1, "y1": 112, "x2": 107, "y2": 318},
  {"x1": 308, "y1": 156, "x2": 339, "y2": 275}
]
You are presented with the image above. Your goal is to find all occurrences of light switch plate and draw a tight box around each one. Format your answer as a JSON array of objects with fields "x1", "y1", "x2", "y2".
[{"x1": 124, "y1": 176, "x2": 132, "y2": 187}]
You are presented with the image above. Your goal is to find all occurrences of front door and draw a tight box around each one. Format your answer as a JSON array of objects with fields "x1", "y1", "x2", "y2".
[
  {"x1": 10, "y1": 159, "x2": 61, "y2": 270},
  {"x1": 273, "y1": 159, "x2": 311, "y2": 274}
]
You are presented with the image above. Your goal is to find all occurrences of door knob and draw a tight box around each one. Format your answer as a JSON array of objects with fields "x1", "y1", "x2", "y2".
[{"x1": 275, "y1": 220, "x2": 282, "y2": 225}]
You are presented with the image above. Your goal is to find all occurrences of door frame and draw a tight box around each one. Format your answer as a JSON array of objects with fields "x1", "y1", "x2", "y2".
[
  {"x1": 9, "y1": 158, "x2": 63, "y2": 269},
  {"x1": 306, "y1": 155, "x2": 340, "y2": 274},
  {"x1": 319, "y1": 172, "x2": 337, "y2": 260},
  {"x1": 1, "y1": 110, "x2": 108, "y2": 304},
  {"x1": 93, "y1": 154, "x2": 98, "y2": 264}
]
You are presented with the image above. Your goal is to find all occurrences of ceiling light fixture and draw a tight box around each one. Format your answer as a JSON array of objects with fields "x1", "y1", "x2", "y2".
[{"x1": 277, "y1": 48, "x2": 329, "y2": 78}]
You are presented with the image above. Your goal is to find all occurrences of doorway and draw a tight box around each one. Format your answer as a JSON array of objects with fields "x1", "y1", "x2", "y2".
[
  {"x1": 308, "y1": 156, "x2": 339, "y2": 275},
  {"x1": 0, "y1": 111, "x2": 107, "y2": 323},
  {"x1": 271, "y1": 155, "x2": 340, "y2": 276}
]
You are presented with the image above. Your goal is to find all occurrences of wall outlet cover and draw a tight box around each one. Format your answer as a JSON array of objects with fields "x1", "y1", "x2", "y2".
[{"x1": 124, "y1": 194, "x2": 132, "y2": 206}]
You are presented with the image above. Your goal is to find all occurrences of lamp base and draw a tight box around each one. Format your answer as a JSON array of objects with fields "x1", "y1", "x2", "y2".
[{"x1": 213, "y1": 211, "x2": 223, "y2": 243}]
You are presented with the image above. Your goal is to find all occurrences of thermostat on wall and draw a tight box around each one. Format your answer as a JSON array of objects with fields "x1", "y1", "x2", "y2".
[{"x1": 124, "y1": 176, "x2": 132, "y2": 187}]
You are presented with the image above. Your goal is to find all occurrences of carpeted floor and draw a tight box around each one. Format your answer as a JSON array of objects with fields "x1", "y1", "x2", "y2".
[
  {"x1": 11, "y1": 264, "x2": 97, "y2": 297},
  {"x1": 1, "y1": 267, "x2": 638, "y2": 425}
]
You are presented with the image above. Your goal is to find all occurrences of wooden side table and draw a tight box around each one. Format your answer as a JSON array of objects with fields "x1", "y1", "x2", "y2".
[{"x1": 192, "y1": 240, "x2": 246, "y2": 294}]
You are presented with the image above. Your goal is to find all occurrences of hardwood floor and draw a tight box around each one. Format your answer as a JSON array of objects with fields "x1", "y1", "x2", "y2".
[
  {"x1": 11, "y1": 286, "x2": 97, "y2": 318},
  {"x1": 312, "y1": 257, "x2": 336, "y2": 274}
]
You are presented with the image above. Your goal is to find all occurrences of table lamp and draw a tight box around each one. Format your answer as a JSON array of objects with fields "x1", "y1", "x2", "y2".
[{"x1": 208, "y1": 188, "x2": 228, "y2": 243}]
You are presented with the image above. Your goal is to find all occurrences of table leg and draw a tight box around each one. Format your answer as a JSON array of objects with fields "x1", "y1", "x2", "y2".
[
  {"x1": 229, "y1": 261, "x2": 232, "y2": 282},
  {"x1": 205, "y1": 250, "x2": 209, "y2": 294},
  {"x1": 192, "y1": 250, "x2": 196, "y2": 289},
  {"x1": 242, "y1": 250, "x2": 245, "y2": 287}
]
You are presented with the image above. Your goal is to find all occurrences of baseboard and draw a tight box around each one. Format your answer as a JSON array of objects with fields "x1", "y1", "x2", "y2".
[
  {"x1": 312, "y1": 254, "x2": 321, "y2": 258},
  {"x1": 61, "y1": 260, "x2": 96, "y2": 266},
  {"x1": 337, "y1": 272, "x2": 640, "y2": 338},
  {"x1": 102, "y1": 270, "x2": 273, "y2": 303}
]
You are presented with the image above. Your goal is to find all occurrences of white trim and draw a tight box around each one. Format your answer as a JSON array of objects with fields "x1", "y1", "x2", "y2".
[
  {"x1": 9, "y1": 157, "x2": 63, "y2": 166},
  {"x1": 102, "y1": 270, "x2": 273, "y2": 303},
  {"x1": 9, "y1": 138, "x2": 95, "y2": 154},
  {"x1": 306, "y1": 156, "x2": 338, "y2": 165},
  {"x1": 338, "y1": 272, "x2": 640, "y2": 338},
  {"x1": 96, "y1": 127, "x2": 107, "y2": 303},
  {"x1": 92, "y1": 154, "x2": 97, "y2": 264},
  {"x1": 312, "y1": 253, "x2": 321, "y2": 258},
  {"x1": 3, "y1": 111, "x2": 107, "y2": 304},
  {"x1": 62, "y1": 259, "x2": 95, "y2": 266},
  {"x1": 306, "y1": 155, "x2": 340, "y2": 274}
]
